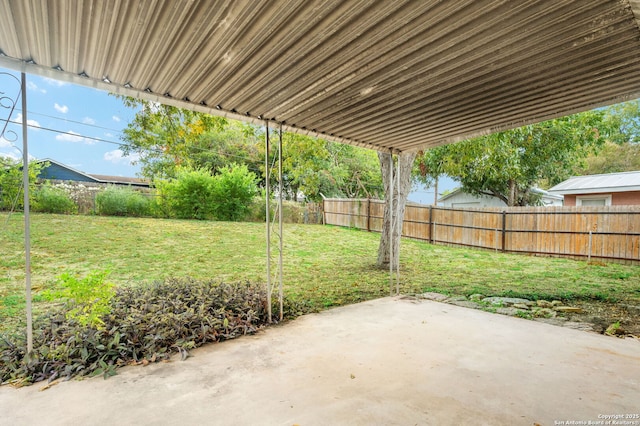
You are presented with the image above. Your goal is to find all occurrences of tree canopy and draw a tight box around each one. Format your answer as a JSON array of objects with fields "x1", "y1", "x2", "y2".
[
  {"x1": 581, "y1": 100, "x2": 640, "y2": 175},
  {"x1": 416, "y1": 111, "x2": 609, "y2": 206},
  {"x1": 118, "y1": 97, "x2": 383, "y2": 201}
]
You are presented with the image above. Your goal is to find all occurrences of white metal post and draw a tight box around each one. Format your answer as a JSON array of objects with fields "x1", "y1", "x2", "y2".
[
  {"x1": 264, "y1": 121, "x2": 272, "y2": 323},
  {"x1": 278, "y1": 124, "x2": 284, "y2": 321},
  {"x1": 388, "y1": 150, "x2": 394, "y2": 295},
  {"x1": 395, "y1": 152, "x2": 401, "y2": 295},
  {"x1": 21, "y1": 73, "x2": 33, "y2": 353}
]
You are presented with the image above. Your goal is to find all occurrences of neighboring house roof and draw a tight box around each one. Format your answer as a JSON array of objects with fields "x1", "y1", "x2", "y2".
[
  {"x1": 36, "y1": 158, "x2": 149, "y2": 187},
  {"x1": 88, "y1": 174, "x2": 149, "y2": 186},
  {"x1": 439, "y1": 187, "x2": 562, "y2": 203},
  {"x1": 438, "y1": 188, "x2": 468, "y2": 203},
  {"x1": 548, "y1": 171, "x2": 640, "y2": 195}
]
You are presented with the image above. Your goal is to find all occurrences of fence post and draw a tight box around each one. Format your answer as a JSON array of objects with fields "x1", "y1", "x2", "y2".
[
  {"x1": 428, "y1": 205, "x2": 433, "y2": 244},
  {"x1": 322, "y1": 199, "x2": 326, "y2": 225},
  {"x1": 501, "y1": 211, "x2": 507, "y2": 252},
  {"x1": 367, "y1": 198, "x2": 371, "y2": 232}
]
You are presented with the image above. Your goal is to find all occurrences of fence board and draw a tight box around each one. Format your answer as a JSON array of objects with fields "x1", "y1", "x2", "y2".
[{"x1": 322, "y1": 199, "x2": 640, "y2": 265}]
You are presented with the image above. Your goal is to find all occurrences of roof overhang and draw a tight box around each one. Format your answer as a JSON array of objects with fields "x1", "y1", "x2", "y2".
[
  {"x1": 2, "y1": 1, "x2": 640, "y2": 152},
  {"x1": 550, "y1": 186, "x2": 640, "y2": 195}
]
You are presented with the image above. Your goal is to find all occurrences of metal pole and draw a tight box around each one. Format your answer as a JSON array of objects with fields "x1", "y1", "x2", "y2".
[
  {"x1": 264, "y1": 121, "x2": 272, "y2": 323},
  {"x1": 278, "y1": 124, "x2": 284, "y2": 321},
  {"x1": 588, "y1": 230, "x2": 592, "y2": 263},
  {"x1": 388, "y1": 151, "x2": 394, "y2": 295},
  {"x1": 21, "y1": 73, "x2": 33, "y2": 353},
  {"x1": 396, "y1": 153, "x2": 400, "y2": 296}
]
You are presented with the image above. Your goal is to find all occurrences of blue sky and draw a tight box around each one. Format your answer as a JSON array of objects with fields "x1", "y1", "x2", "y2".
[
  {"x1": 0, "y1": 67, "x2": 141, "y2": 177},
  {"x1": 0, "y1": 66, "x2": 456, "y2": 200}
]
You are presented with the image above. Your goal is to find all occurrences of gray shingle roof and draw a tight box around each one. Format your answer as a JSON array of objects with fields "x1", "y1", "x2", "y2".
[{"x1": 548, "y1": 171, "x2": 640, "y2": 195}]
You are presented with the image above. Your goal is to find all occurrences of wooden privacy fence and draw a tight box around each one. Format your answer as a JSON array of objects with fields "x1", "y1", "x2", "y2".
[{"x1": 322, "y1": 198, "x2": 640, "y2": 265}]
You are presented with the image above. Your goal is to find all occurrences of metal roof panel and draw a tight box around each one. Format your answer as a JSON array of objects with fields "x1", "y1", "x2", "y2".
[
  {"x1": 2, "y1": 0, "x2": 640, "y2": 152},
  {"x1": 548, "y1": 171, "x2": 640, "y2": 194}
]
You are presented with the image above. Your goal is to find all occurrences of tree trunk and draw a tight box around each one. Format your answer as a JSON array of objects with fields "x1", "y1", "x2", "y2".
[
  {"x1": 507, "y1": 179, "x2": 516, "y2": 207},
  {"x1": 433, "y1": 176, "x2": 438, "y2": 206},
  {"x1": 376, "y1": 151, "x2": 417, "y2": 269}
]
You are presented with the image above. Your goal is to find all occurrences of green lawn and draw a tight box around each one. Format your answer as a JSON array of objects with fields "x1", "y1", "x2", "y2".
[{"x1": 1, "y1": 213, "x2": 639, "y2": 332}]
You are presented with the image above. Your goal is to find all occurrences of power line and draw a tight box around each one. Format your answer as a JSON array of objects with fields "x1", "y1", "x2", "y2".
[
  {"x1": 0, "y1": 118, "x2": 385, "y2": 191},
  {"x1": 12, "y1": 108, "x2": 126, "y2": 134},
  {"x1": 0, "y1": 118, "x2": 125, "y2": 147}
]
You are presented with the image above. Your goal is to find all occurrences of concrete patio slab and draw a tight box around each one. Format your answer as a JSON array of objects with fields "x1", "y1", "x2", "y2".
[{"x1": 1, "y1": 297, "x2": 639, "y2": 425}]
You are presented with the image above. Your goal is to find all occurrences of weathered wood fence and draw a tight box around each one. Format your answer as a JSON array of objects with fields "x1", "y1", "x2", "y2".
[{"x1": 322, "y1": 198, "x2": 640, "y2": 264}]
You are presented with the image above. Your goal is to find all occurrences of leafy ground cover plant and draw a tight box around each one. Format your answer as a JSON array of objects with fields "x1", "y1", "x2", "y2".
[
  {"x1": 0, "y1": 278, "x2": 276, "y2": 386},
  {"x1": 41, "y1": 270, "x2": 115, "y2": 329}
]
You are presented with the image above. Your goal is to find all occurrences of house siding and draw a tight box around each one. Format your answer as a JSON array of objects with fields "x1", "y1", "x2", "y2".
[
  {"x1": 442, "y1": 192, "x2": 507, "y2": 208},
  {"x1": 613, "y1": 191, "x2": 640, "y2": 205},
  {"x1": 442, "y1": 191, "x2": 562, "y2": 207},
  {"x1": 563, "y1": 191, "x2": 640, "y2": 206},
  {"x1": 39, "y1": 163, "x2": 97, "y2": 183}
]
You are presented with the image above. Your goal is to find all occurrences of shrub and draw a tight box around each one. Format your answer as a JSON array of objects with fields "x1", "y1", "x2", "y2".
[
  {"x1": 210, "y1": 164, "x2": 258, "y2": 221},
  {"x1": 95, "y1": 186, "x2": 149, "y2": 216},
  {"x1": 42, "y1": 270, "x2": 115, "y2": 329},
  {"x1": 0, "y1": 278, "x2": 273, "y2": 385},
  {"x1": 152, "y1": 165, "x2": 258, "y2": 221},
  {"x1": 245, "y1": 195, "x2": 320, "y2": 224},
  {"x1": 0, "y1": 158, "x2": 43, "y2": 211},
  {"x1": 154, "y1": 169, "x2": 216, "y2": 219},
  {"x1": 33, "y1": 185, "x2": 77, "y2": 214}
]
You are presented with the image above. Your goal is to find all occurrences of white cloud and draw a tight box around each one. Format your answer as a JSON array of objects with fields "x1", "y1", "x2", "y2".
[
  {"x1": 0, "y1": 151, "x2": 20, "y2": 161},
  {"x1": 14, "y1": 113, "x2": 41, "y2": 129},
  {"x1": 0, "y1": 137, "x2": 13, "y2": 148},
  {"x1": 0, "y1": 149, "x2": 32, "y2": 161},
  {"x1": 55, "y1": 131, "x2": 93, "y2": 144},
  {"x1": 105, "y1": 132, "x2": 114, "y2": 138},
  {"x1": 54, "y1": 103, "x2": 69, "y2": 114},
  {"x1": 26, "y1": 81, "x2": 46, "y2": 93},
  {"x1": 42, "y1": 77, "x2": 68, "y2": 87},
  {"x1": 104, "y1": 149, "x2": 140, "y2": 164},
  {"x1": 83, "y1": 117, "x2": 96, "y2": 125},
  {"x1": 112, "y1": 115, "x2": 121, "y2": 122}
]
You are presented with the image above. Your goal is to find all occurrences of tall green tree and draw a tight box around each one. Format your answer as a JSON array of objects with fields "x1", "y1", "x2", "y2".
[
  {"x1": 261, "y1": 132, "x2": 383, "y2": 201},
  {"x1": 120, "y1": 96, "x2": 383, "y2": 201},
  {"x1": 580, "y1": 100, "x2": 640, "y2": 174},
  {"x1": 582, "y1": 141, "x2": 640, "y2": 175},
  {"x1": 118, "y1": 97, "x2": 236, "y2": 179},
  {"x1": 416, "y1": 111, "x2": 609, "y2": 206},
  {"x1": 602, "y1": 100, "x2": 640, "y2": 144}
]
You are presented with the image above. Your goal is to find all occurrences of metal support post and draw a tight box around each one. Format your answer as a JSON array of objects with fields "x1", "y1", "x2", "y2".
[
  {"x1": 21, "y1": 73, "x2": 33, "y2": 353},
  {"x1": 264, "y1": 121, "x2": 272, "y2": 323},
  {"x1": 388, "y1": 151, "x2": 394, "y2": 295},
  {"x1": 395, "y1": 153, "x2": 401, "y2": 296},
  {"x1": 277, "y1": 124, "x2": 284, "y2": 321}
]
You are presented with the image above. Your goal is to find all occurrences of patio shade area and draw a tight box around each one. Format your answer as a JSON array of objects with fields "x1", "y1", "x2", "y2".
[{"x1": 2, "y1": 0, "x2": 640, "y2": 152}]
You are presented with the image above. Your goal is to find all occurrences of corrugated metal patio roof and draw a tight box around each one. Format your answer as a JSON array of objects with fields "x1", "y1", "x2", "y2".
[
  {"x1": 548, "y1": 171, "x2": 640, "y2": 194},
  {"x1": 2, "y1": 1, "x2": 640, "y2": 152}
]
